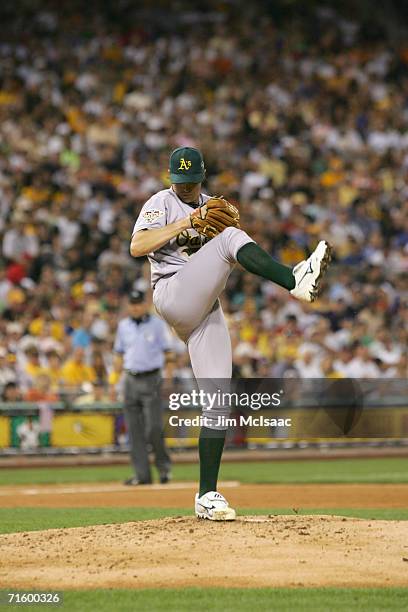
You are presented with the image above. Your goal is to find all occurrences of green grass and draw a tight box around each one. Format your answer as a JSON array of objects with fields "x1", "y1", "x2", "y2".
[
  {"x1": 0, "y1": 457, "x2": 407, "y2": 486},
  {"x1": 221, "y1": 457, "x2": 408, "y2": 484},
  {"x1": 1, "y1": 588, "x2": 408, "y2": 611},
  {"x1": 0, "y1": 507, "x2": 187, "y2": 534},
  {"x1": 0, "y1": 507, "x2": 407, "y2": 535}
]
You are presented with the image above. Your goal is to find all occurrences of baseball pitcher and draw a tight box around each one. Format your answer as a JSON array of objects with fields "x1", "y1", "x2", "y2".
[{"x1": 130, "y1": 147, "x2": 331, "y2": 520}]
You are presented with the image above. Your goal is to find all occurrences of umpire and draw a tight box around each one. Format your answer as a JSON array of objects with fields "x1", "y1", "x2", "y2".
[{"x1": 113, "y1": 290, "x2": 172, "y2": 485}]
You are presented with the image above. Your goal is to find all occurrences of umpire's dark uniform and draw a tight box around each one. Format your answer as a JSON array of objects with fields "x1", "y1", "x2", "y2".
[{"x1": 114, "y1": 290, "x2": 171, "y2": 485}]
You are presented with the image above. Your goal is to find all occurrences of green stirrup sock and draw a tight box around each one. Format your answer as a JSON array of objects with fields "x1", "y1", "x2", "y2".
[
  {"x1": 199, "y1": 427, "x2": 226, "y2": 497},
  {"x1": 237, "y1": 242, "x2": 295, "y2": 290}
]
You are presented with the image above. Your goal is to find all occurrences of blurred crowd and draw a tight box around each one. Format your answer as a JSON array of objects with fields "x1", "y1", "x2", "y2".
[{"x1": 0, "y1": 1, "x2": 407, "y2": 403}]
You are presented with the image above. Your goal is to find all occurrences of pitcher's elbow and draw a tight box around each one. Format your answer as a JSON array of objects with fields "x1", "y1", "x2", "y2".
[{"x1": 130, "y1": 243, "x2": 143, "y2": 257}]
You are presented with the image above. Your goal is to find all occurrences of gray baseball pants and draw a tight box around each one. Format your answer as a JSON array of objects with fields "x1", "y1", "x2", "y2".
[
  {"x1": 124, "y1": 370, "x2": 171, "y2": 482},
  {"x1": 153, "y1": 227, "x2": 254, "y2": 429}
]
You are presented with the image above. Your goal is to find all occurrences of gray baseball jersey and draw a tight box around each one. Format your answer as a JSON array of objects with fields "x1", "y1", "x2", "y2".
[
  {"x1": 132, "y1": 188, "x2": 211, "y2": 288},
  {"x1": 132, "y1": 187, "x2": 254, "y2": 429}
]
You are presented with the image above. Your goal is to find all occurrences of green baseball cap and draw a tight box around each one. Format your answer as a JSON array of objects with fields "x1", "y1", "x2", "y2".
[{"x1": 169, "y1": 147, "x2": 205, "y2": 184}]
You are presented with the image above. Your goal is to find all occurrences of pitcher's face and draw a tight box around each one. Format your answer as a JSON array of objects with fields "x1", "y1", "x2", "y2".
[{"x1": 172, "y1": 182, "x2": 202, "y2": 205}]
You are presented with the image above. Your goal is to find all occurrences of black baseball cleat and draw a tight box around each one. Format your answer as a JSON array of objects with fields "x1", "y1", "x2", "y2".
[
  {"x1": 159, "y1": 472, "x2": 171, "y2": 484},
  {"x1": 123, "y1": 478, "x2": 152, "y2": 486}
]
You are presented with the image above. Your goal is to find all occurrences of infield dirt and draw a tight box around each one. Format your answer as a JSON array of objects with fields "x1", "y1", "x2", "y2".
[
  {"x1": 1, "y1": 514, "x2": 408, "y2": 589},
  {"x1": 0, "y1": 482, "x2": 407, "y2": 508},
  {"x1": 2, "y1": 483, "x2": 408, "y2": 589}
]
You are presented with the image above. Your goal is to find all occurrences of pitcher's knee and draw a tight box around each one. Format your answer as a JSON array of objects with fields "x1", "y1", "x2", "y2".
[
  {"x1": 219, "y1": 227, "x2": 254, "y2": 262},
  {"x1": 220, "y1": 226, "x2": 243, "y2": 248},
  {"x1": 222, "y1": 226, "x2": 242, "y2": 238}
]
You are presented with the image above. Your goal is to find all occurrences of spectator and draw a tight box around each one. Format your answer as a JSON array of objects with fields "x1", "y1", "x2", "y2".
[
  {"x1": 1, "y1": 382, "x2": 23, "y2": 402},
  {"x1": 24, "y1": 373, "x2": 58, "y2": 403},
  {"x1": 71, "y1": 311, "x2": 94, "y2": 349},
  {"x1": 22, "y1": 345, "x2": 44, "y2": 386},
  {"x1": 0, "y1": 264, "x2": 13, "y2": 309},
  {"x1": 90, "y1": 349, "x2": 108, "y2": 384},
  {"x1": 2, "y1": 215, "x2": 39, "y2": 261},
  {"x1": 0, "y1": 347, "x2": 16, "y2": 387},
  {"x1": 74, "y1": 380, "x2": 111, "y2": 405},
  {"x1": 97, "y1": 235, "x2": 132, "y2": 272},
  {"x1": 42, "y1": 351, "x2": 64, "y2": 392},
  {"x1": 0, "y1": 2, "x2": 406, "y2": 391},
  {"x1": 61, "y1": 347, "x2": 96, "y2": 391},
  {"x1": 295, "y1": 350, "x2": 323, "y2": 378}
]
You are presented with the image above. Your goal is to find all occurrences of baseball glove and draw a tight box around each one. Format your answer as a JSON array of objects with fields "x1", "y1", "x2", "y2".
[{"x1": 190, "y1": 197, "x2": 240, "y2": 239}]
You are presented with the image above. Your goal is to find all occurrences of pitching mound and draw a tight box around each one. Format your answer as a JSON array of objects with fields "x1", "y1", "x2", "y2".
[{"x1": 1, "y1": 515, "x2": 407, "y2": 589}]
